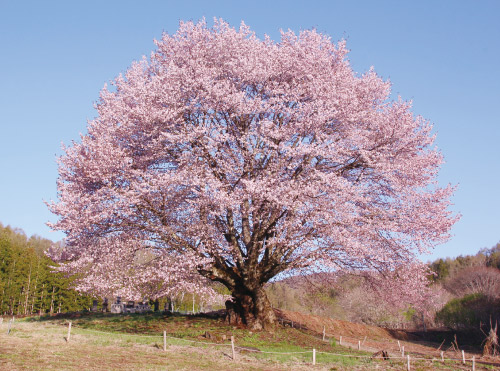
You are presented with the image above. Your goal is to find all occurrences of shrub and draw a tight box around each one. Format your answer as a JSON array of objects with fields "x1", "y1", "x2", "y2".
[{"x1": 436, "y1": 293, "x2": 500, "y2": 329}]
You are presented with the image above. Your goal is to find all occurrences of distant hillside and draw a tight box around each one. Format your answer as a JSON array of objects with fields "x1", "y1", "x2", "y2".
[{"x1": 265, "y1": 241, "x2": 500, "y2": 331}]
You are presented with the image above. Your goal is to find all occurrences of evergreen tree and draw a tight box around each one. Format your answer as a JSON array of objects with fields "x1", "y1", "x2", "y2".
[{"x1": 0, "y1": 222, "x2": 94, "y2": 315}]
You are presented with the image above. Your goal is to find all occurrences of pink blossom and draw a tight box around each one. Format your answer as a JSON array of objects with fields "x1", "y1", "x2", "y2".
[{"x1": 48, "y1": 19, "x2": 457, "y2": 328}]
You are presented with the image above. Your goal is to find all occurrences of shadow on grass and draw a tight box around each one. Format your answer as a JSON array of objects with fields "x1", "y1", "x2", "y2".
[{"x1": 26, "y1": 310, "x2": 229, "y2": 335}]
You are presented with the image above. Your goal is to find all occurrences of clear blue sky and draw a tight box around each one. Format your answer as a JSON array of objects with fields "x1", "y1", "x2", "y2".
[{"x1": 1, "y1": 0, "x2": 499, "y2": 261}]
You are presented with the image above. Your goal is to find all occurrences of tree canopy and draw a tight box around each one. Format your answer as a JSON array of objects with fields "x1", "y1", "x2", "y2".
[{"x1": 49, "y1": 19, "x2": 457, "y2": 329}]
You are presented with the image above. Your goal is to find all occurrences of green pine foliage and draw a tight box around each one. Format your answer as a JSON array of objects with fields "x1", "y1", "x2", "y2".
[{"x1": 0, "y1": 223, "x2": 94, "y2": 315}]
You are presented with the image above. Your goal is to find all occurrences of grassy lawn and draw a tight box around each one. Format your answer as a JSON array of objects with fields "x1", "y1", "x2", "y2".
[{"x1": 0, "y1": 312, "x2": 493, "y2": 370}]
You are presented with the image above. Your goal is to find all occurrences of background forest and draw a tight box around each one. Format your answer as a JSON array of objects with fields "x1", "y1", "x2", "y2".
[
  {"x1": 0, "y1": 223, "x2": 94, "y2": 315},
  {"x1": 1, "y1": 221, "x2": 499, "y2": 333}
]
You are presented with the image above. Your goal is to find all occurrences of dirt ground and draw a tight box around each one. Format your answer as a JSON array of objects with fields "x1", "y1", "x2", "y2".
[{"x1": 276, "y1": 308, "x2": 500, "y2": 369}]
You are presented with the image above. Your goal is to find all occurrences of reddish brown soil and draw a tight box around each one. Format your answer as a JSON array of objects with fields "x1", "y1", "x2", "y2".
[{"x1": 275, "y1": 308, "x2": 500, "y2": 368}]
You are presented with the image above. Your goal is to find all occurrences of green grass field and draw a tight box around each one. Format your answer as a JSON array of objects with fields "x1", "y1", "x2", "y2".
[{"x1": 0, "y1": 312, "x2": 494, "y2": 370}]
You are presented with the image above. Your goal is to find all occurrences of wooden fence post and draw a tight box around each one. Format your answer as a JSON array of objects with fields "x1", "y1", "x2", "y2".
[
  {"x1": 322, "y1": 326, "x2": 325, "y2": 341},
  {"x1": 407, "y1": 354, "x2": 410, "y2": 371},
  {"x1": 397, "y1": 340, "x2": 401, "y2": 351},
  {"x1": 472, "y1": 356, "x2": 475, "y2": 371},
  {"x1": 440, "y1": 351, "x2": 444, "y2": 362},
  {"x1": 339, "y1": 336, "x2": 342, "y2": 345},
  {"x1": 312, "y1": 348, "x2": 316, "y2": 365},
  {"x1": 67, "y1": 321, "x2": 72, "y2": 342},
  {"x1": 401, "y1": 345, "x2": 404, "y2": 357},
  {"x1": 163, "y1": 331, "x2": 167, "y2": 351},
  {"x1": 7, "y1": 319, "x2": 12, "y2": 335},
  {"x1": 231, "y1": 336, "x2": 235, "y2": 360},
  {"x1": 358, "y1": 340, "x2": 360, "y2": 350},
  {"x1": 462, "y1": 350, "x2": 465, "y2": 364}
]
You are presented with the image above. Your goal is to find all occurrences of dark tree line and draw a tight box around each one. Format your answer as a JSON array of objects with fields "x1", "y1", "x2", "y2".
[{"x1": 0, "y1": 223, "x2": 94, "y2": 316}]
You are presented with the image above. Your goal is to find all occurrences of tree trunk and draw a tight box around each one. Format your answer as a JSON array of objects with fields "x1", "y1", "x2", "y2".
[
  {"x1": 30, "y1": 260, "x2": 40, "y2": 315},
  {"x1": 49, "y1": 286, "x2": 55, "y2": 315},
  {"x1": 24, "y1": 262, "x2": 32, "y2": 315},
  {"x1": 225, "y1": 286, "x2": 276, "y2": 331},
  {"x1": 39, "y1": 284, "x2": 45, "y2": 315}
]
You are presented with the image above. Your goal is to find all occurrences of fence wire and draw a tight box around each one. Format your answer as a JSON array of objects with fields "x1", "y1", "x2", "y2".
[
  {"x1": 1, "y1": 320, "x2": 480, "y2": 367},
  {"x1": 66, "y1": 324, "x2": 477, "y2": 363}
]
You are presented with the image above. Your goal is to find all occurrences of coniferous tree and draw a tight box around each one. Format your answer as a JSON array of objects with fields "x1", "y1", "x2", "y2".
[{"x1": 0, "y1": 223, "x2": 94, "y2": 315}]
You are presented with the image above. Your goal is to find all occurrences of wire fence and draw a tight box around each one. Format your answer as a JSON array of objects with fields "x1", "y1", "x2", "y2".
[
  {"x1": 1, "y1": 318, "x2": 487, "y2": 370},
  {"x1": 276, "y1": 315, "x2": 482, "y2": 360},
  {"x1": 64, "y1": 322, "x2": 483, "y2": 369}
]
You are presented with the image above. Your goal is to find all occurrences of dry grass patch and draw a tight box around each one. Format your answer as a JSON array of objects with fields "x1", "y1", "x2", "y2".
[
  {"x1": 1, "y1": 315, "x2": 497, "y2": 370},
  {"x1": 0, "y1": 321, "x2": 322, "y2": 370}
]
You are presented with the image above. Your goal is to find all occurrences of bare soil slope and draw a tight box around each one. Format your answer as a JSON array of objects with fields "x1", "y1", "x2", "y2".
[
  {"x1": 276, "y1": 308, "x2": 500, "y2": 367},
  {"x1": 276, "y1": 308, "x2": 410, "y2": 340}
]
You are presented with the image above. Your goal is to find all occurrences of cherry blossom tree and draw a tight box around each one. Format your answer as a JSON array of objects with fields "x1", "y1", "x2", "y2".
[
  {"x1": 49, "y1": 19, "x2": 457, "y2": 330},
  {"x1": 46, "y1": 236, "x2": 224, "y2": 304}
]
